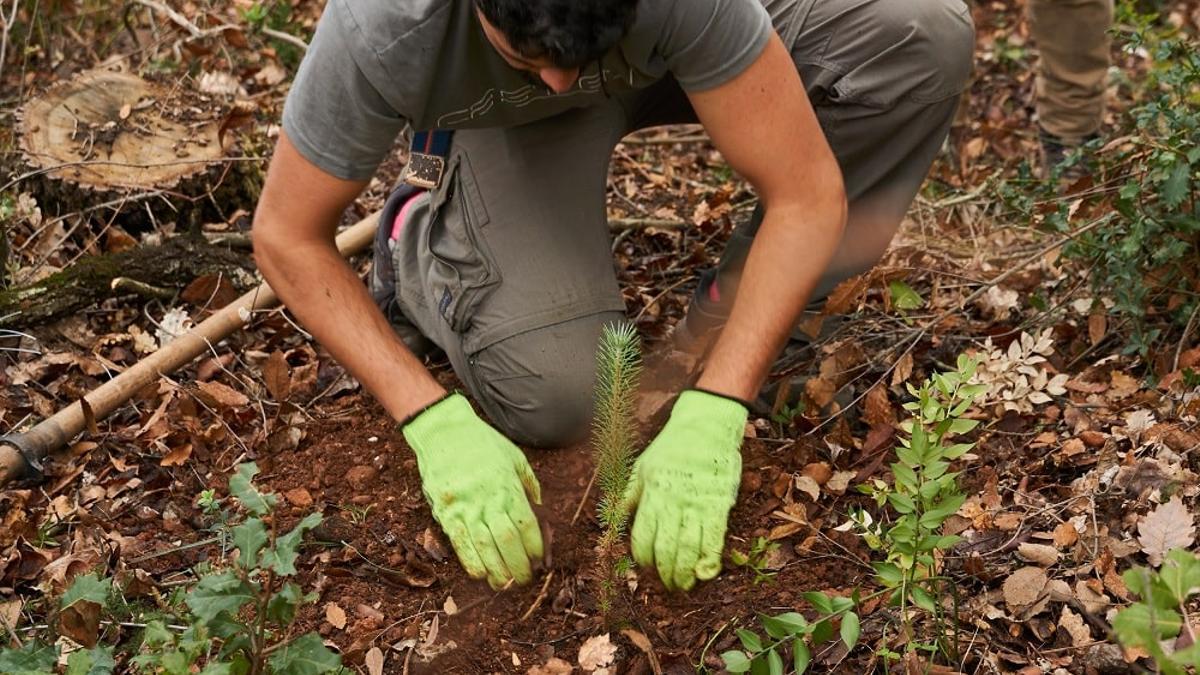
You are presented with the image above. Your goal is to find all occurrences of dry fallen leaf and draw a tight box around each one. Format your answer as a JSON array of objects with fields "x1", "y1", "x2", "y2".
[
  {"x1": 621, "y1": 628, "x2": 663, "y2": 675},
  {"x1": 263, "y1": 350, "x2": 291, "y2": 402},
  {"x1": 1017, "y1": 543, "x2": 1059, "y2": 567},
  {"x1": 0, "y1": 599, "x2": 21, "y2": 633},
  {"x1": 196, "y1": 380, "x2": 250, "y2": 409},
  {"x1": 826, "y1": 470, "x2": 856, "y2": 495},
  {"x1": 794, "y1": 475, "x2": 821, "y2": 501},
  {"x1": 1053, "y1": 521, "x2": 1079, "y2": 548},
  {"x1": 365, "y1": 646, "x2": 385, "y2": 675},
  {"x1": 1003, "y1": 566, "x2": 1049, "y2": 611},
  {"x1": 1059, "y1": 607, "x2": 1092, "y2": 647},
  {"x1": 528, "y1": 658, "x2": 574, "y2": 675},
  {"x1": 160, "y1": 443, "x2": 193, "y2": 467},
  {"x1": 59, "y1": 598, "x2": 102, "y2": 647},
  {"x1": 1075, "y1": 581, "x2": 1109, "y2": 615},
  {"x1": 325, "y1": 602, "x2": 347, "y2": 630},
  {"x1": 578, "y1": 633, "x2": 617, "y2": 672},
  {"x1": 892, "y1": 351, "x2": 914, "y2": 386},
  {"x1": 1137, "y1": 496, "x2": 1195, "y2": 566}
]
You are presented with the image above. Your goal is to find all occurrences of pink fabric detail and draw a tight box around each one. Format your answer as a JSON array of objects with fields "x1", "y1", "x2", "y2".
[
  {"x1": 707, "y1": 278, "x2": 721, "y2": 303},
  {"x1": 390, "y1": 190, "x2": 424, "y2": 241}
]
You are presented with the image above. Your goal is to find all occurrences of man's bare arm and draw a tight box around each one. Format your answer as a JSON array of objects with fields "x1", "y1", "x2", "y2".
[
  {"x1": 685, "y1": 33, "x2": 848, "y2": 401},
  {"x1": 252, "y1": 132, "x2": 446, "y2": 421}
]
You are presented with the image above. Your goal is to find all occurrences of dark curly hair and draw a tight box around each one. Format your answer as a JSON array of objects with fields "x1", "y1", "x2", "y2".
[{"x1": 474, "y1": 0, "x2": 639, "y2": 69}]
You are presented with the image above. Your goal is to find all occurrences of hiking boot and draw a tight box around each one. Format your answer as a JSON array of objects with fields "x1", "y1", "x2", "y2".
[
  {"x1": 1039, "y1": 130, "x2": 1100, "y2": 186},
  {"x1": 370, "y1": 184, "x2": 437, "y2": 359}
]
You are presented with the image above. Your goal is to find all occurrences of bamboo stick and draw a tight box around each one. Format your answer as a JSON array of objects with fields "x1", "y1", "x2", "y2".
[{"x1": 0, "y1": 212, "x2": 381, "y2": 485}]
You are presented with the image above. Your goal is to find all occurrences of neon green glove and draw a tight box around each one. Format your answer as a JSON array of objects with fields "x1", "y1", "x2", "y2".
[
  {"x1": 403, "y1": 393, "x2": 544, "y2": 589},
  {"x1": 623, "y1": 389, "x2": 748, "y2": 591}
]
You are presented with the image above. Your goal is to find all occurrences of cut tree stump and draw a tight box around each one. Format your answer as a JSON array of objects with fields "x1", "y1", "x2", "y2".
[
  {"x1": 15, "y1": 68, "x2": 260, "y2": 228},
  {"x1": 0, "y1": 236, "x2": 255, "y2": 329}
]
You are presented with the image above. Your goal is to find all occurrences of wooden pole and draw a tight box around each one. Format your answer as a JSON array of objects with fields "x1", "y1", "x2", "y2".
[{"x1": 0, "y1": 212, "x2": 381, "y2": 485}]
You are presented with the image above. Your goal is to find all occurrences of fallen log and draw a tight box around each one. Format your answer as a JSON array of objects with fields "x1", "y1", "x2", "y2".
[
  {"x1": 0, "y1": 236, "x2": 253, "y2": 329},
  {"x1": 0, "y1": 212, "x2": 380, "y2": 486}
]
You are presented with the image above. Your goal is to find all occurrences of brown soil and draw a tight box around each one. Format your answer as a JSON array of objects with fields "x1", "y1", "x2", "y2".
[{"x1": 119, "y1": 356, "x2": 866, "y2": 674}]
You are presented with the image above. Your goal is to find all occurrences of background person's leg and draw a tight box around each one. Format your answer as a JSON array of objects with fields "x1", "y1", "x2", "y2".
[
  {"x1": 681, "y1": 0, "x2": 975, "y2": 324},
  {"x1": 386, "y1": 105, "x2": 629, "y2": 447},
  {"x1": 1029, "y1": 0, "x2": 1113, "y2": 145}
]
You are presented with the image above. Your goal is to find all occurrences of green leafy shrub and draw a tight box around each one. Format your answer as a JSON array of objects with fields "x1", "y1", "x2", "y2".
[
  {"x1": 590, "y1": 322, "x2": 642, "y2": 616},
  {"x1": 1113, "y1": 548, "x2": 1200, "y2": 673},
  {"x1": 1033, "y1": 5, "x2": 1199, "y2": 357},
  {"x1": 0, "y1": 462, "x2": 342, "y2": 675},
  {"x1": 852, "y1": 355, "x2": 982, "y2": 658}
]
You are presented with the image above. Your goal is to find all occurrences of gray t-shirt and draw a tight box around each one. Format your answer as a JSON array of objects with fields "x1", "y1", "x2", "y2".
[{"x1": 284, "y1": 0, "x2": 794, "y2": 180}]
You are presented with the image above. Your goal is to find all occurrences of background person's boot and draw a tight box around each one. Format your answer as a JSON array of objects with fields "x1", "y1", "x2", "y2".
[{"x1": 1039, "y1": 129, "x2": 1100, "y2": 186}]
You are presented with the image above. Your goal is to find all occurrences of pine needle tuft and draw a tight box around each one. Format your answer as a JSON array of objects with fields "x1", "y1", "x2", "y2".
[{"x1": 592, "y1": 322, "x2": 642, "y2": 533}]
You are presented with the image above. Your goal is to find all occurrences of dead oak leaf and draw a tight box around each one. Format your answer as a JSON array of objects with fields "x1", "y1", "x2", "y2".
[
  {"x1": 1137, "y1": 496, "x2": 1195, "y2": 566},
  {"x1": 578, "y1": 633, "x2": 617, "y2": 672},
  {"x1": 1059, "y1": 606, "x2": 1092, "y2": 647}
]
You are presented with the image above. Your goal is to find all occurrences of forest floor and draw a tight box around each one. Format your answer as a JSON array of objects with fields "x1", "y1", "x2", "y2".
[{"x1": 3, "y1": 1, "x2": 1200, "y2": 673}]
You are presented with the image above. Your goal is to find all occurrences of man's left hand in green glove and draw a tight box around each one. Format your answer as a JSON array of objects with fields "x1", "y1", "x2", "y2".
[{"x1": 623, "y1": 389, "x2": 748, "y2": 591}]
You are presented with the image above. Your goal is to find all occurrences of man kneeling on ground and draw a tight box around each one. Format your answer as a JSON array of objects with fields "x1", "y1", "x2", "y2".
[{"x1": 252, "y1": 0, "x2": 974, "y2": 591}]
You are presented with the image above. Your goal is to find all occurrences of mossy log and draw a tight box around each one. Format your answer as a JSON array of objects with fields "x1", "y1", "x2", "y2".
[{"x1": 0, "y1": 236, "x2": 254, "y2": 329}]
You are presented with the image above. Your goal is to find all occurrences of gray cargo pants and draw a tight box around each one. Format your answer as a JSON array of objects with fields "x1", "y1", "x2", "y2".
[{"x1": 373, "y1": 0, "x2": 975, "y2": 448}]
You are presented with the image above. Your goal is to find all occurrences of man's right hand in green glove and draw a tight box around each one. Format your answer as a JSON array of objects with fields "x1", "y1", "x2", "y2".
[{"x1": 402, "y1": 393, "x2": 544, "y2": 589}]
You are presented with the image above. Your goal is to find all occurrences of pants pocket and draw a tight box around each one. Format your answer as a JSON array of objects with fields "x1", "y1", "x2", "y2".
[{"x1": 409, "y1": 152, "x2": 499, "y2": 334}]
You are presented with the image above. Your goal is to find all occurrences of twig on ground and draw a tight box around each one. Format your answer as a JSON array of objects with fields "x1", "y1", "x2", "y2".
[
  {"x1": 261, "y1": 26, "x2": 308, "y2": 51},
  {"x1": 111, "y1": 277, "x2": 175, "y2": 300},
  {"x1": 519, "y1": 570, "x2": 555, "y2": 622},
  {"x1": 1173, "y1": 302, "x2": 1200, "y2": 372},
  {"x1": 127, "y1": 536, "x2": 221, "y2": 563},
  {"x1": 609, "y1": 217, "x2": 687, "y2": 230},
  {"x1": 634, "y1": 275, "x2": 695, "y2": 322},
  {"x1": 0, "y1": 0, "x2": 21, "y2": 84},
  {"x1": 571, "y1": 470, "x2": 596, "y2": 526}
]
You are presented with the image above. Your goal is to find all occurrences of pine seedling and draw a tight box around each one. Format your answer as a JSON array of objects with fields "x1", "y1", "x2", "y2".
[{"x1": 591, "y1": 322, "x2": 642, "y2": 617}]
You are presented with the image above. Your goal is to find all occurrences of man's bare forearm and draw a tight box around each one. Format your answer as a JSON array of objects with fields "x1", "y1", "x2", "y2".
[
  {"x1": 255, "y1": 232, "x2": 446, "y2": 422},
  {"x1": 696, "y1": 196, "x2": 846, "y2": 402}
]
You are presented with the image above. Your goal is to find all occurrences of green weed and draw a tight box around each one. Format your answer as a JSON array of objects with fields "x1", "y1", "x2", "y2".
[
  {"x1": 721, "y1": 592, "x2": 861, "y2": 674},
  {"x1": 728, "y1": 536, "x2": 780, "y2": 585},
  {"x1": 1113, "y1": 549, "x2": 1200, "y2": 673},
  {"x1": 0, "y1": 463, "x2": 342, "y2": 675}
]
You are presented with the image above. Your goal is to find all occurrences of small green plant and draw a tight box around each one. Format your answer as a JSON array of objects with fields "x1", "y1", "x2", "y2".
[
  {"x1": 1113, "y1": 549, "x2": 1200, "y2": 673},
  {"x1": 196, "y1": 488, "x2": 222, "y2": 517},
  {"x1": 339, "y1": 503, "x2": 373, "y2": 525},
  {"x1": 0, "y1": 463, "x2": 342, "y2": 675},
  {"x1": 239, "y1": 1, "x2": 304, "y2": 68},
  {"x1": 590, "y1": 322, "x2": 642, "y2": 617},
  {"x1": 854, "y1": 354, "x2": 983, "y2": 658},
  {"x1": 32, "y1": 517, "x2": 63, "y2": 548},
  {"x1": 728, "y1": 536, "x2": 780, "y2": 585},
  {"x1": 721, "y1": 592, "x2": 860, "y2": 674}
]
